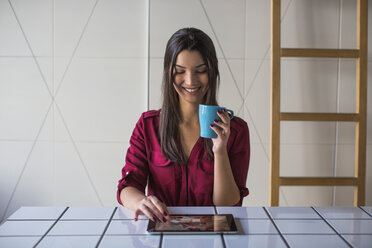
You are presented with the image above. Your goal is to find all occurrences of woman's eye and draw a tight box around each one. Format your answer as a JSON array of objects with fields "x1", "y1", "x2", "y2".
[
  {"x1": 196, "y1": 70, "x2": 207, "y2": 74},
  {"x1": 175, "y1": 71, "x2": 184, "y2": 75}
]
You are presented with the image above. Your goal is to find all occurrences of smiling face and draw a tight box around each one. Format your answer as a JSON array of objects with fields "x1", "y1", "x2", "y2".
[{"x1": 173, "y1": 50, "x2": 209, "y2": 106}]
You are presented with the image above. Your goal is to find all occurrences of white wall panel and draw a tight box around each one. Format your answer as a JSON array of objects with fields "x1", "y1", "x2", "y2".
[
  {"x1": 76, "y1": 0, "x2": 147, "y2": 58},
  {"x1": 0, "y1": 0, "x2": 371, "y2": 221},
  {"x1": 56, "y1": 58, "x2": 147, "y2": 142},
  {"x1": 11, "y1": 0, "x2": 53, "y2": 57},
  {"x1": 0, "y1": 58, "x2": 52, "y2": 140}
]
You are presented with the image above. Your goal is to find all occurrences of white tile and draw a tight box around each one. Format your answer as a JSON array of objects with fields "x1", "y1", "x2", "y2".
[
  {"x1": 238, "y1": 219, "x2": 278, "y2": 234},
  {"x1": 48, "y1": 220, "x2": 107, "y2": 236},
  {"x1": 216, "y1": 207, "x2": 268, "y2": 219},
  {"x1": 279, "y1": 186, "x2": 333, "y2": 206},
  {"x1": 8, "y1": 207, "x2": 66, "y2": 220},
  {"x1": 167, "y1": 206, "x2": 215, "y2": 215},
  {"x1": 201, "y1": 0, "x2": 245, "y2": 59},
  {"x1": 54, "y1": 0, "x2": 97, "y2": 57},
  {"x1": 10, "y1": 0, "x2": 53, "y2": 56},
  {"x1": 99, "y1": 235, "x2": 160, "y2": 248},
  {"x1": 0, "y1": 58, "x2": 52, "y2": 140},
  {"x1": 244, "y1": 144, "x2": 270, "y2": 206},
  {"x1": 361, "y1": 207, "x2": 372, "y2": 216},
  {"x1": 55, "y1": 58, "x2": 147, "y2": 142},
  {"x1": 281, "y1": 0, "x2": 340, "y2": 49},
  {"x1": 328, "y1": 219, "x2": 372, "y2": 234},
  {"x1": 224, "y1": 235, "x2": 286, "y2": 248},
  {"x1": 338, "y1": 59, "x2": 357, "y2": 114},
  {"x1": 266, "y1": 207, "x2": 320, "y2": 219},
  {"x1": 245, "y1": 59, "x2": 270, "y2": 144},
  {"x1": 280, "y1": 122, "x2": 336, "y2": 145},
  {"x1": 0, "y1": 221, "x2": 54, "y2": 236},
  {"x1": 0, "y1": 141, "x2": 33, "y2": 220},
  {"x1": 314, "y1": 207, "x2": 371, "y2": 219},
  {"x1": 61, "y1": 207, "x2": 115, "y2": 220},
  {"x1": 113, "y1": 206, "x2": 148, "y2": 220},
  {"x1": 6, "y1": 140, "x2": 55, "y2": 215},
  {"x1": 149, "y1": 0, "x2": 223, "y2": 58},
  {"x1": 218, "y1": 59, "x2": 244, "y2": 113},
  {"x1": 0, "y1": 0, "x2": 31, "y2": 56},
  {"x1": 244, "y1": 0, "x2": 270, "y2": 59},
  {"x1": 162, "y1": 235, "x2": 223, "y2": 248},
  {"x1": 281, "y1": 58, "x2": 338, "y2": 113},
  {"x1": 75, "y1": 143, "x2": 128, "y2": 206},
  {"x1": 343, "y1": 234, "x2": 372, "y2": 248},
  {"x1": 54, "y1": 142, "x2": 102, "y2": 206},
  {"x1": 76, "y1": 0, "x2": 147, "y2": 58},
  {"x1": 280, "y1": 144, "x2": 335, "y2": 177},
  {"x1": 37, "y1": 236, "x2": 100, "y2": 248},
  {"x1": 148, "y1": 58, "x2": 163, "y2": 110},
  {"x1": 284, "y1": 234, "x2": 349, "y2": 248},
  {"x1": 274, "y1": 219, "x2": 335, "y2": 234},
  {"x1": 105, "y1": 220, "x2": 147, "y2": 235},
  {"x1": 0, "y1": 236, "x2": 40, "y2": 248}
]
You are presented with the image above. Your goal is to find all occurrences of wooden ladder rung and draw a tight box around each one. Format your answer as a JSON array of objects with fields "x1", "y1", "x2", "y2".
[
  {"x1": 281, "y1": 48, "x2": 359, "y2": 58},
  {"x1": 279, "y1": 177, "x2": 358, "y2": 186},
  {"x1": 280, "y1": 113, "x2": 360, "y2": 122}
]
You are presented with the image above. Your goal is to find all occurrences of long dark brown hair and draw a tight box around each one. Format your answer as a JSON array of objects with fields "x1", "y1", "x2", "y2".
[{"x1": 159, "y1": 27, "x2": 220, "y2": 164}]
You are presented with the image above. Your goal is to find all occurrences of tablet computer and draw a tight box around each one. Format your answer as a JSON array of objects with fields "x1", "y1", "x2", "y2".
[{"x1": 147, "y1": 214, "x2": 237, "y2": 234}]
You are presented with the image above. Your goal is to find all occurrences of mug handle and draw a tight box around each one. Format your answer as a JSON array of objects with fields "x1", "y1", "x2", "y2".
[{"x1": 225, "y1": 109, "x2": 234, "y2": 120}]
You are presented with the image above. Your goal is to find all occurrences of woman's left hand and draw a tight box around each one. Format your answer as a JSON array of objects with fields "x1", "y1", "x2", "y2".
[{"x1": 210, "y1": 109, "x2": 231, "y2": 154}]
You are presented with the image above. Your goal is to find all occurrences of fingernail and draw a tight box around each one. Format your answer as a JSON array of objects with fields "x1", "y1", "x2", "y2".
[
  {"x1": 152, "y1": 217, "x2": 156, "y2": 222},
  {"x1": 214, "y1": 119, "x2": 218, "y2": 123},
  {"x1": 163, "y1": 217, "x2": 166, "y2": 222},
  {"x1": 223, "y1": 109, "x2": 226, "y2": 113},
  {"x1": 217, "y1": 110, "x2": 221, "y2": 114},
  {"x1": 134, "y1": 218, "x2": 137, "y2": 222},
  {"x1": 163, "y1": 211, "x2": 168, "y2": 216},
  {"x1": 210, "y1": 124, "x2": 214, "y2": 127}
]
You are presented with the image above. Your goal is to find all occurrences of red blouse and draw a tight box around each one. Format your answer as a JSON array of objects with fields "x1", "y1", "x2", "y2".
[{"x1": 117, "y1": 110, "x2": 250, "y2": 206}]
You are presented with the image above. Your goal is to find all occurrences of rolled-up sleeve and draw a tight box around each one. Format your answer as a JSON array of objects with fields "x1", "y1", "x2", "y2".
[
  {"x1": 229, "y1": 121, "x2": 250, "y2": 206},
  {"x1": 117, "y1": 114, "x2": 149, "y2": 205}
]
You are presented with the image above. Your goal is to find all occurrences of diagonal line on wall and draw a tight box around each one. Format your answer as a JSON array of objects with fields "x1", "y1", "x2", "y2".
[
  {"x1": 199, "y1": 0, "x2": 244, "y2": 102},
  {"x1": 239, "y1": 0, "x2": 293, "y2": 112},
  {"x1": 54, "y1": 0, "x2": 100, "y2": 98},
  {"x1": 1, "y1": 102, "x2": 54, "y2": 221},
  {"x1": 54, "y1": 103, "x2": 104, "y2": 206},
  {"x1": 1, "y1": 0, "x2": 57, "y2": 220},
  {"x1": 7, "y1": 0, "x2": 53, "y2": 98}
]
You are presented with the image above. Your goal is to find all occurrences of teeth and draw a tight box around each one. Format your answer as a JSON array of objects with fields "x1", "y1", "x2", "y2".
[{"x1": 185, "y1": 88, "x2": 199, "y2": 92}]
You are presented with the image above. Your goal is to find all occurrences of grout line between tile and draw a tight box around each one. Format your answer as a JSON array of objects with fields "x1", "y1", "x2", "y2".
[
  {"x1": 32, "y1": 207, "x2": 69, "y2": 248},
  {"x1": 158, "y1": 234, "x2": 163, "y2": 248},
  {"x1": 311, "y1": 207, "x2": 353, "y2": 248},
  {"x1": 358, "y1": 206, "x2": 372, "y2": 218},
  {"x1": 95, "y1": 207, "x2": 117, "y2": 248},
  {"x1": 262, "y1": 207, "x2": 290, "y2": 248},
  {"x1": 220, "y1": 233, "x2": 227, "y2": 248}
]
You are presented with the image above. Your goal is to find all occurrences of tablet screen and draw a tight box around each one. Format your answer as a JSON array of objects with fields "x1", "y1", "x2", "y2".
[{"x1": 147, "y1": 214, "x2": 237, "y2": 234}]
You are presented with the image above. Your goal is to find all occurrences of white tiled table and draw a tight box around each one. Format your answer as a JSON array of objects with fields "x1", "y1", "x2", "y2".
[{"x1": 0, "y1": 206, "x2": 371, "y2": 248}]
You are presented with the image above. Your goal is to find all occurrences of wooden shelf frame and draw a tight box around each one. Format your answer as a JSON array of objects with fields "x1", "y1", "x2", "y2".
[{"x1": 270, "y1": 0, "x2": 368, "y2": 206}]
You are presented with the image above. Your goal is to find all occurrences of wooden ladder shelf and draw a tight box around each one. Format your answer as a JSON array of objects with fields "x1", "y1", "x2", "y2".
[{"x1": 270, "y1": 0, "x2": 368, "y2": 206}]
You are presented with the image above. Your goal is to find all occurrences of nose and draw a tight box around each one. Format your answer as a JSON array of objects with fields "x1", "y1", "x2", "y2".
[{"x1": 184, "y1": 71, "x2": 195, "y2": 86}]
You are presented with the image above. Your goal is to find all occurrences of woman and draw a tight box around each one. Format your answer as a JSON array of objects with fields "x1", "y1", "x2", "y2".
[{"x1": 117, "y1": 27, "x2": 250, "y2": 223}]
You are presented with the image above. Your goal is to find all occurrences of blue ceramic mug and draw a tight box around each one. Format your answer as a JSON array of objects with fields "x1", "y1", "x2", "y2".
[{"x1": 199, "y1": 104, "x2": 234, "y2": 138}]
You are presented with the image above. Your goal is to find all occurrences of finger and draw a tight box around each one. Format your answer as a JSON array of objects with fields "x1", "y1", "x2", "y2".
[
  {"x1": 149, "y1": 196, "x2": 170, "y2": 220},
  {"x1": 210, "y1": 124, "x2": 222, "y2": 137},
  {"x1": 213, "y1": 119, "x2": 228, "y2": 130},
  {"x1": 139, "y1": 204, "x2": 158, "y2": 222},
  {"x1": 134, "y1": 208, "x2": 142, "y2": 221},
  {"x1": 217, "y1": 110, "x2": 230, "y2": 124},
  {"x1": 144, "y1": 199, "x2": 167, "y2": 223}
]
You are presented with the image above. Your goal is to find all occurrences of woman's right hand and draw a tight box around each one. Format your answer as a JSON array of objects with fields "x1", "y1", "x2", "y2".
[{"x1": 134, "y1": 195, "x2": 170, "y2": 223}]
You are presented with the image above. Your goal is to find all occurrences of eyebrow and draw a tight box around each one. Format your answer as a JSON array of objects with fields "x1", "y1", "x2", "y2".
[{"x1": 175, "y1": 63, "x2": 207, "y2": 69}]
